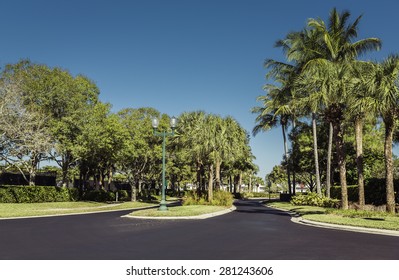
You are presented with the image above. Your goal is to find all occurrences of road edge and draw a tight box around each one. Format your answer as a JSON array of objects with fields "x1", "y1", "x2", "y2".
[
  {"x1": 266, "y1": 204, "x2": 399, "y2": 237},
  {"x1": 122, "y1": 205, "x2": 237, "y2": 220}
]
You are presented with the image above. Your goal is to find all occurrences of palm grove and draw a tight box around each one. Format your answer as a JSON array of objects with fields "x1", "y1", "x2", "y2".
[
  {"x1": 253, "y1": 8, "x2": 399, "y2": 213},
  {"x1": 0, "y1": 60, "x2": 260, "y2": 202}
]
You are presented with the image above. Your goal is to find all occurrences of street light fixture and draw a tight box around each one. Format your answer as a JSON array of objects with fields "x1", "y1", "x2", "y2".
[{"x1": 152, "y1": 116, "x2": 177, "y2": 211}]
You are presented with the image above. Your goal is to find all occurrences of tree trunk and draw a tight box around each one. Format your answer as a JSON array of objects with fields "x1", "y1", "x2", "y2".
[
  {"x1": 107, "y1": 166, "x2": 113, "y2": 191},
  {"x1": 355, "y1": 117, "x2": 365, "y2": 209},
  {"x1": 208, "y1": 164, "x2": 214, "y2": 202},
  {"x1": 292, "y1": 119, "x2": 296, "y2": 195},
  {"x1": 196, "y1": 159, "x2": 201, "y2": 190},
  {"x1": 333, "y1": 120, "x2": 348, "y2": 209},
  {"x1": 215, "y1": 158, "x2": 221, "y2": 190},
  {"x1": 326, "y1": 122, "x2": 333, "y2": 198},
  {"x1": 282, "y1": 125, "x2": 292, "y2": 194},
  {"x1": 29, "y1": 170, "x2": 36, "y2": 186},
  {"x1": 238, "y1": 172, "x2": 243, "y2": 193},
  {"x1": 312, "y1": 112, "x2": 322, "y2": 196},
  {"x1": 233, "y1": 175, "x2": 239, "y2": 194},
  {"x1": 61, "y1": 154, "x2": 69, "y2": 187},
  {"x1": 138, "y1": 178, "x2": 142, "y2": 195},
  {"x1": 384, "y1": 118, "x2": 396, "y2": 214}
]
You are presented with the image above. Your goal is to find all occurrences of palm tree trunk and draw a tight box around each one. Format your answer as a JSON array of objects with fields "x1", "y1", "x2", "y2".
[
  {"x1": 326, "y1": 122, "x2": 333, "y2": 198},
  {"x1": 282, "y1": 125, "x2": 292, "y2": 195},
  {"x1": 215, "y1": 158, "x2": 221, "y2": 190},
  {"x1": 292, "y1": 119, "x2": 297, "y2": 195},
  {"x1": 384, "y1": 118, "x2": 396, "y2": 214},
  {"x1": 355, "y1": 116, "x2": 365, "y2": 209},
  {"x1": 333, "y1": 120, "x2": 348, "y2": 209},
  {"x1": 208, "y1": 164, "x2": 214, "y2": 202},
  {"x1": 312, "y1": 112, "x2": 322, "y2": 196}
]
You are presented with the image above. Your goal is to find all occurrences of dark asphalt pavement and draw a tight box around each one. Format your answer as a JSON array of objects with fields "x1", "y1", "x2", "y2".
[{"x1": 1, "y1": 199, "x2": 398, "y2": 260}]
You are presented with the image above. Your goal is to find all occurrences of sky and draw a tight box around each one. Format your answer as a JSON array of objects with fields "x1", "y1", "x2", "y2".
[{"x1": 1, "y1": 0, "x2": 398, "y2": 179}]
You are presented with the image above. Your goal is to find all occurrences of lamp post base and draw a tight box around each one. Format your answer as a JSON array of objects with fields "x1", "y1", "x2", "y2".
[{"x1": 158, "y1": 200, "x2": 168, "y2": 211}]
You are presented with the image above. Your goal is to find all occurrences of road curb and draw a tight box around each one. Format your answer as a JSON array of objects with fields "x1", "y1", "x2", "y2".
[
  {"x1": 122, "y1": 205, "x2": 237, "y2": 220},
  {"x1": 266, "y1": 204, "x2": 399, "y2": 237},
  {"x1": 291, "y1": 216, "x2": 399, "y2": 237},
  {"x1": 0, "y1": 204, "x2": 160, "y2": 220}
]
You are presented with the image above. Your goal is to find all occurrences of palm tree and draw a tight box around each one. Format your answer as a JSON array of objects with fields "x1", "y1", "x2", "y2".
[
  {"x1": 365, "y1": 55, "x2": 399, "y2": 213},
  {"x1": 270, "y1": 28, "x2": 326, "y2": 196},
  {"x1": 252, "y1": 86, "x2": 293, "y2": 194},
  {"x1": 301, "y1": 7, "x2": 381, "y2": 208},
  {"x1": 348, "y1": 61, "x2": 377, "y2": 208},
  {"x1": 175, "y1": 111, "x2": 207, "y2": 191}
]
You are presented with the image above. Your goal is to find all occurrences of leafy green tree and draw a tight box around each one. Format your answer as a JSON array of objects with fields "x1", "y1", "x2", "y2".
[
  {"x1": 117, "y1": 107, "x2": 161, "y2": 201},
  {"x1": 1, "y1": 60, "x2": 100, "y2": 186},
  {"x1": 75, "y1": 103, "x2": 128, "y2": 190},
  {"x1": 0, "y1": 79, "x2": 52, "y2": 185}
]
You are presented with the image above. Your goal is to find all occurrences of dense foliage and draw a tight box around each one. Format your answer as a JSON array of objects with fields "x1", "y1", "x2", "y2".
[
  {"x1": 183, "y1": 190, "x2": 234, "y2": 207},
  {"x1": 0, "y1": 61, "x2": 261, "y2": 204},
  {"x1": 0, "y1": 186, "x2": 79, "y2": 203},
  {"x1": 254, "y1": 8, "x2": 399, "y2": 212}
]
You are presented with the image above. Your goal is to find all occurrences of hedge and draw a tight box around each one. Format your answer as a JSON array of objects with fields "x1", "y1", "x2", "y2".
[
  {"x1": 0, "y1": 185, "x2": 79, "y2": 203},
  {"x1": 330, "y1": 179, "x2": 399, "y2": 205}
]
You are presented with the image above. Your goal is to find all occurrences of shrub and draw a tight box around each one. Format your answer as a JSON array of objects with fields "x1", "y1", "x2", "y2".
[
  {"x1": 242, "y1": 192, "x2": 270, "y2": 199},
  {"x1": 183, "y1": 190, "x2": 233, "y2": 207},
  {"x1": 81, "y1": 189, "x2": 115, "y2": 202},
  {"x1": 0, "y1": 185, "x2": 79, "y2": 203},
  {"x1": 291, "y1": 192, "x2": 340, "y2": 208},
  {"x1": 331, "y1": 179, "x2": 399, "y2": 205},
  {"x1": 117, "y1": 190, "x2": 129, "y2": 201},
  {"x1": 183, "y1": 191, "x2": 208, "y2": 206},
  {"x1": 212, "y1": 191, "x2": 234, "y2": 206},
  {"x1": 0, "y1": 188, "x2": 17, "y2": 203}
]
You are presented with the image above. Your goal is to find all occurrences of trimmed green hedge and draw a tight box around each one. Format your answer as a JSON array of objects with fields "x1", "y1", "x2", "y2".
[
  {"x1": 330, "y1": 179, "x2": 399, "y2": 205},
  {"x1": 0, "y1": 185, "x2": 79, "y2": 203},
  {"x1": 81, "y1": 189, "x2": 115, "y2": 202},
  {"x1": 291, "y1": 192, "x2": 340, "y2": 208}
]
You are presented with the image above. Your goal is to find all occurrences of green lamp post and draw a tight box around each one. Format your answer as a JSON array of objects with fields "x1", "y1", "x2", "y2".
[{"x1": 152, "y1": 116, "x2": 177, "y2": 211}]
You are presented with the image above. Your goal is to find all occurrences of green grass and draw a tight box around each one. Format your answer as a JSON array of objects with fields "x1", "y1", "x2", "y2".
[
  {"x1": 129, "y1": 205, "x2": 230, "y2": 217},
  {"x1": 0, "y1": 201, "x2": 155, "y2": 218},
  {"x1": 267, "y1": 202, "x2": 399, "y2": 231}
]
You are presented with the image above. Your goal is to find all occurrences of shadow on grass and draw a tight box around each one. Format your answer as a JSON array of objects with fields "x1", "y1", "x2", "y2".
[
  {"x1": 364, "y1": 217, "x2": 385, "y2": 221},
  {"x1": 289, "y1": 208, "x2": 325, "y2": 215}
]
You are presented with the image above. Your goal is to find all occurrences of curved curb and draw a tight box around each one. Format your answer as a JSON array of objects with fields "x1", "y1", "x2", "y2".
[
  {"x1": 266, "y1": 204, "x2": 399, "y2": 237},
  {"x1": 0, "y1": 205, "x2": 160, "y2": 220},
  {"x1": 122, "y1": 205, "x2": 237, "y2": 220},
  {"x1": 292, "y1": 216, "x2": 399, "y2": 237}
]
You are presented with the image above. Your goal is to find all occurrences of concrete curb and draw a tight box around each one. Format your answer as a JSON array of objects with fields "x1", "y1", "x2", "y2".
[
  {"x1": 122, "y1": 205, "x2": 237, "y2": 220},
  {"x1": 266, "y1": 204, "x2": 399, "y2": 237},
  {"x1": 292, "y1": 216, "x2": 399, "y2": 237},
  {"x1": 0, "y1": 204, "x2": 161, "y2": 220}
]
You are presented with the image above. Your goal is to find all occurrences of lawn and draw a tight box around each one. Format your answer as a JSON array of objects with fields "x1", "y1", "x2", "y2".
[
  {"x1": 0, "y1": 201, "x2": 156, "y2": 218},
  {"x1": 128, "y1": 205, "x2": 231, "y2": 218},
  {"x1": 267, "y1": 202, "x2": 399, "y2": 231}
]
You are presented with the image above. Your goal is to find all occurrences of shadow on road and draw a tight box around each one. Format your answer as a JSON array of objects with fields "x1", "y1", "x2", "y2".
[
  {"x1": 233, "y1": 200, "x2": 291, "y2": 217},
  {"x1": 234, "y1": 208, "x2": 290, "y2": 216}
]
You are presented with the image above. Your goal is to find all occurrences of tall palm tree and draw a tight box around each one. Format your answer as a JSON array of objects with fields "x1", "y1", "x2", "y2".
[
  {"x1": 301, "y1": 7, "x2": 381, "y2": 208},
  {"x1": 365, "y1": 55, "x2": 399, "y2": 213},
  {"x1": 252, "y1": 86, "x2": 293, "y2": 194},
  {"x1": 348, "y1": 61, "x2": 377, "y2": 208},
  {"x1": 273, "y1": 29, "x2": 325, "y2": 196}
]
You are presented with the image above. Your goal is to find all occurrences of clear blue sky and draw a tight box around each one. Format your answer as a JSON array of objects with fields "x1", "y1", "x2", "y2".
[{"x1": 1, "y1": 0, "x2": 398, "y2": 179}]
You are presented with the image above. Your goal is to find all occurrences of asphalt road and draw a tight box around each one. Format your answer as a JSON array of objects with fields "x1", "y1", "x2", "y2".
[{"x1": 1, "y1": 199, "x2": 398, "y2": 260}]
